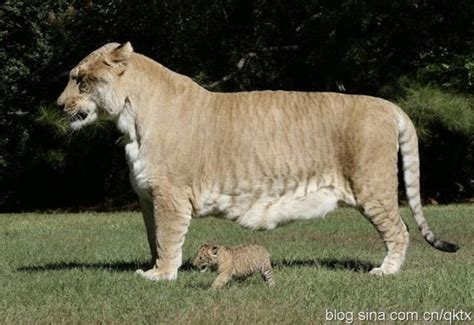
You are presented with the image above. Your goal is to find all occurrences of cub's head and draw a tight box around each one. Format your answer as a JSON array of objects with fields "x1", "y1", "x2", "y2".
[
  {"x1": 57, "y1": 42, "x2": 134, "y2": 130},
  {"x1": 192, "y1": 243, "x2": 220, "y2": 272}
]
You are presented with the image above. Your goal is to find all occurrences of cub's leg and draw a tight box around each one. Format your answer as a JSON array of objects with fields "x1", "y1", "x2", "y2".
[
  {"x1": 212, "y1": 271, "x2": 232, "y2": 289},
  {"x1": 261, "y1": 264, "x2": 275, "y2": 286},
  {"x1": 136, "y1": 188, "x2": 192, "y2": 281}
]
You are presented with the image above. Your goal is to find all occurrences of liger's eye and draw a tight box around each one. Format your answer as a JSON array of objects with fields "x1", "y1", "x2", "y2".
[
  {"x1": 78, "y1": 80, "x2": 88, "y2": 93},
  {"x1": 72, "y1": 74, "x2": 82, "y2": 83}
]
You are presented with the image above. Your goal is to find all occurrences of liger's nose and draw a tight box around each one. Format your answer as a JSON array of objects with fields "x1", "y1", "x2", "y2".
[{"x1": 57, "y1": 97, "x2": 64, "y2": 108}]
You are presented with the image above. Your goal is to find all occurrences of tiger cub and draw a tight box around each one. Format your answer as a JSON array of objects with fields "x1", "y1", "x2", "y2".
[{"x1": 192, "y1": 243, "x2": 275, "y2": 288}]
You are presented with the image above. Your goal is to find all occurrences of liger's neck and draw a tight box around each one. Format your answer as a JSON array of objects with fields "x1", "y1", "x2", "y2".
[{"x1": 115, "y1": 52, "x2": 209, "y2": 144}]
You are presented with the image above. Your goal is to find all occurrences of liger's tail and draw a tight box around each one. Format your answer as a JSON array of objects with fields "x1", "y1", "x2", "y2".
[{"x1": 397, "y1": 110, "x2": 459, "y2": 252}]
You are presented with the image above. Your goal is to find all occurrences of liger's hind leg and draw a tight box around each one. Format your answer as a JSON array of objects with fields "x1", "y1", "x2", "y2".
[
  {"x1": 361, "y1": 200, "x2": 409, "y2": 275},
  {"x1": 350, "y1": 116, "x2": 409, "y2": 275}
]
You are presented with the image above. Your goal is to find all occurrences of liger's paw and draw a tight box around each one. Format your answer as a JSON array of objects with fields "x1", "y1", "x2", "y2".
[
  {"x1": 369, "y1": 266, "x2": 399, "y2": 276},
  {"x1": 369, "y1": 267, "x2": 385, "y2": 276},
  {"x1": 136, "y1": 268, "x2": 177, "y2": 281}
]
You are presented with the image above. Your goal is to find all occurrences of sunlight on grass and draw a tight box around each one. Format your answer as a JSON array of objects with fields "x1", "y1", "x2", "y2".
[{"x1": 0, "y1": 205, "x2": 472, "y2": 323}]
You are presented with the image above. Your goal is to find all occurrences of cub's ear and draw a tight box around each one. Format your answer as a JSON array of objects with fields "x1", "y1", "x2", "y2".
[
  {"x1": 107, "y1": 42, "x2": 134, "y2": 68},
  {"x1": 206, "y1": 245, "x2": 219, "y2": 256}
]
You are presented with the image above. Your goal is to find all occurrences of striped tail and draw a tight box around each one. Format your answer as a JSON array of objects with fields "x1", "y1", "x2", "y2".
[
  {"x1": 262, "y1": 267, "x2": 275, "y2": 286},
  {"x1": 397, "y1": 111, "x2": 459, "y2": 253}
]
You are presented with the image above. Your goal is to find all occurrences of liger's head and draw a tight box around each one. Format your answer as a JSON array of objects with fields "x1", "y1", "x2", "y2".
[{"x1": 57, "y1": 42, "x2": 133, "y2": 130}]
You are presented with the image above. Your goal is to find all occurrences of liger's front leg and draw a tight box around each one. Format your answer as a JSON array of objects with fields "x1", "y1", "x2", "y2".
[
  {"x1": 138, "y1": 197, "x2": 157, "y2": 266},
  {"x1": 136, "y1": 189, "x2": 192, "y2": 281}
]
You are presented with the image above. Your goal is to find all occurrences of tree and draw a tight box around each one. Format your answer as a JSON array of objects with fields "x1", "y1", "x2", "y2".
[{"x1": 1, "y1": 0, "x2": 472, "y2": 211}]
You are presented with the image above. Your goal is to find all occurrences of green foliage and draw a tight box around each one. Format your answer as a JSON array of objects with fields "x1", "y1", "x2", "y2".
[
  {"x1": 0, "y1": 0, "x2": 473, "y2": 210},
  {"x1": 398, "y1": 84, "x2": 474, "y2": 141},
  {"x1": 36, "y1": 104, "x2": 69, "y2": 136},
  {"x1": 396, "y1": 83, "x2": 473, "y2": 201},
  {"x1": 417, "y1": 53, "x2": 474, "y2": 92}
]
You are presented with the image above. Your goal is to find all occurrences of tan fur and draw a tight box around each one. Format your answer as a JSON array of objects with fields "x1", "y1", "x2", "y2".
[
  {"x1": 193, "y1": 244, "x2": 274, "y2": 288},
  {"x1": 57, "y1": 42, "x2": 458, "y2": 281}
]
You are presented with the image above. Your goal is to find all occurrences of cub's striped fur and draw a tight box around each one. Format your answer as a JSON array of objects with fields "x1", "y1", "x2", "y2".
[
  {"x1": 57, "y1": 42, "x2": 459, "y2": 281},
  {"x1": 193, "y1": 243, "x2": 274, "y2": 288}
]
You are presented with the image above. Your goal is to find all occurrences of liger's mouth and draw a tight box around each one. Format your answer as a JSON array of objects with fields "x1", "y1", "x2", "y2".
[
  {"x1": 68, "y1": 109, "x2": 97, "y2": 130},
  {"x1": 70, "y1": 111, "x2": 88, "y2": 122}
]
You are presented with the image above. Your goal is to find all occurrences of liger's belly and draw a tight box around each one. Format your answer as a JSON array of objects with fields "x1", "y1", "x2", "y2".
[{"x1": 197, "y1": 184, "x2": 351, "y2": 229}]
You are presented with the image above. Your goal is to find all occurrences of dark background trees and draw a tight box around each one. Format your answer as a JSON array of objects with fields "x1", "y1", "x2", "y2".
[{"x1": 0, "y1": 0, "x2": 472, "y2": 212}]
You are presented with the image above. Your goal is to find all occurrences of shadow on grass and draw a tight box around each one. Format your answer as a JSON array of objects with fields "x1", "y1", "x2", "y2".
[
  {"x1": 17, "y1": 260, "x2": 195, "y2": 272},
  {"x1": 274, "y1": 258, "x2": 374, "y2": 273},
  {"x1": 18, "y1": 258, "x2": 373, "y2": 273}
]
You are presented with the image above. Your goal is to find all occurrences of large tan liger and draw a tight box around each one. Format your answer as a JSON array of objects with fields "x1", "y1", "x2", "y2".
[{"x1": 57, "y1": 42, "x2": 459, "y2": 280}]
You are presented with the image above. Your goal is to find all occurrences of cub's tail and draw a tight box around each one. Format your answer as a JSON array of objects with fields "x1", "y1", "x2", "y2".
[{"x1": 397, "y1": 110, "x2": 459, "y2": 252}]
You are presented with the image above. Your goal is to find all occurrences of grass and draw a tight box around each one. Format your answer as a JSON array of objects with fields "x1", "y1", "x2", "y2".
[{"x1": 0, "y1": 205, "x2": 472, "y2": 324}]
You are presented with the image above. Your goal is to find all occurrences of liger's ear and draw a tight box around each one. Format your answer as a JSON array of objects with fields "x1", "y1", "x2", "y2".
[
  {"x1": 108, "y1": 42, "x2": 134, "y2": 68},
  {"x1": 115, "y1": 41, "x2": 134, "y2": 53}
]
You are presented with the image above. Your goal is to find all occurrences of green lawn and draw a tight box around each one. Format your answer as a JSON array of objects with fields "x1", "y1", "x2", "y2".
[{"x1": 1, "y1": 205, "x2": 472, "y2": 324}]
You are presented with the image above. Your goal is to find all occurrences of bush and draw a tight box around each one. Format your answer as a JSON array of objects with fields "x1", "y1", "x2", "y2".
[
  {"x1": 397, "y1": 84, "x2": 473, "y2": 201},
  {"x1": 0, "y1": 0, "x2": 472, "y2": 211},
  {"x1": 398, "y1": 84, "x2": 473, "y2": 141}
]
